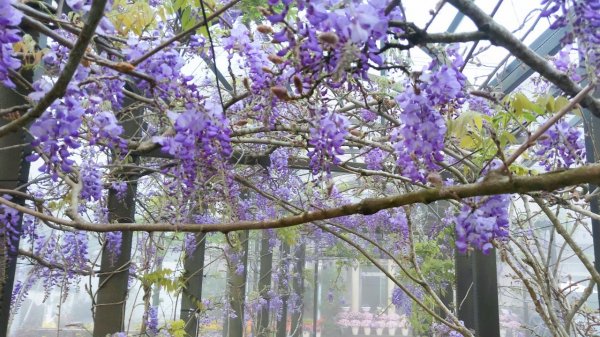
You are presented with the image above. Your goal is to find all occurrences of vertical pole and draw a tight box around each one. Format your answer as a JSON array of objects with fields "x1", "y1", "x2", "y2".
[
  {"x1": 455, "y1": 252, "x2": 476, "y2": 332},
  {"x1": 0, "y1": 84, "x2": 32, "y2": 337},
  {"x1": 456, "y1": 250, "x2": 500, "y2": 337},
  {"x1": 312, "y1": 257, "x2": 318, "y2": 337},
  {"x1": 290, "y1": 243, "x2": 305, "y2": 337},
  {"x1": 582, "y1": 91, "x2": 600, "y2": 307},
  {"x1": 276, "y1": 243, "x2": 290, "y2": 337},
  {"x1": 473, "y1": 251, "x2": 500, "y2": 337},
  {"x1": 180, "y1": 233, "x2": 207, "y2": 337},
  {"x1": 93, "y1": 95, "x2": 141, "y2": 337},
  {"x1": 93, "y1": 184, "x2": 137, "y2": 337},
  {"x1": 257, "y1": 231, "x2": 273, "y2": 337},
  {"x1": 223, "y1": 230, "x2": 249, "y2": 337}
]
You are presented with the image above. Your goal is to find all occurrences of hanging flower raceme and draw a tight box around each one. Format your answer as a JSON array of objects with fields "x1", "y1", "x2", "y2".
[
  {"x1": 393, "y1": 46, "x2": 466, "y2": 183},
  {"x1": 540, "y1": 0, "x2": 600, "y2": 78},
  {"x1": 154, "y1": 100, "x2": 232, "y2": 190},
  {"x1": 535, "y1": 120, "x2": 585, "y2": 170},
  {"x1": 307, "y1": 109, "x2": 349, "y2": 175},
  {"x1": 455, "y1": 194, "x2": 510, "y2": 254},
  {"x1": 261, "y1": 0, "x2": 403, "y2": 92},
  {"x1": 454, "y1": 161, "x2": 510, "y2": 254},
  {"x1": 0, "y1": 195, "x2": 21, "y2": 255},
  {"x1": 0, "y1": 0, "x2": 23, "y2": 88}
]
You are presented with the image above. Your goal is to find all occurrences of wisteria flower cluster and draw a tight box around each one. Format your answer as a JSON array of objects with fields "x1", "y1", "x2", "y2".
[
  {"x1": 0, "y1": 0, "x2": 22, "y2": 88},
  {"x1": 535, "y1": 120, "x2": 585, "y2": 170},
  {"x1": 262, "y1": 0, "x2": 403, "y2": 90},
  {"x1": 431, "y1": 320, "x2": 465, "y2": 337},
  {"x1": 540, "y1": 0, "x2": 600, "y2": 78},
  {"x1": 307, "y1": 109, "x2": 349, "y2": 174},
  {"x1": 393, "y1": 46, "x2": 466, "y2": 182},
  {"x1": 455, "y1": 193, "x2": 510, "y2": 254},
  {"x1": 0, "y1": 195, "x2": 21, "y2": 255}
]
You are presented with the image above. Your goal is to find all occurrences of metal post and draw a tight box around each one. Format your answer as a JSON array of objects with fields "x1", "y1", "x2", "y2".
[
  {"x1": 290, "y1": 243, "x2": 305, "y2": 337},
  {"x1": 93, "y1": 95, "x2": 141, "y2": 337},
  {"x1": 455, "y1": 252, "x2": 476, "y2": 332},
  {"x1": 0, "y1": 85, "x2": 32, "y2": 337},
  {"x1": 93, "y1": 184, "x2": 137, "y2": 337},
  {"x1": 180, "y1": 233, "x2": 207, "y2": 337},
  {"x1": 223, "y1": 230, "x2": 249, "y2": 337},
  {"x1": 257, "y1": 231, "x2": 273, "y2": 337},
  {"x1": 276, "y1": 243, "x2": 290, "y2": 337},
  {"x1": 582, "y1": 88, "x2": 600, "y2": 307},
  {"x1": 473, "y1": 251, "x2": 500, "y2": 337}
]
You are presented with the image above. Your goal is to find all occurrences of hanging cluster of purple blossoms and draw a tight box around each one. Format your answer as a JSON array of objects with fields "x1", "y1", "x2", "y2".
[
  {"x1": 535, "y1": 120, "x2": 585, "y2": 170},
  {"x1": 431, "y1": 320, "x2": 465, "y2": 337},
  {"x1": 262, "y1": 0, "x2": 403, "y2": 90},
  {"x1": 0, "y1": 0, "x2": 22, "y2": 88},
  {"x1": 393, "y1": 46, "x2": 466, "y2": 183},
  {"x1": 455, "y1": 193, "x2": 510, "y2": 254},
  {"x1": 541, "y1": 0, "x2": 600, "y2": 77},
  {"x1": 145, "y1": 306, "x2": 159, "y2": 335},
  {"x1": 0, "y1": 195, "x2": 21, "y2": 254},
  {"x1": 125, "y1": 36, "x2": 233, "y2": 191},
  {"x1": 27, "y1": 38, "x2": 126, "y2": 179},
  {"x1": 391, "y1": 285, "x2": 422, "y2": 317},
  {"x1": 452, "y1": 159, "x2": 511, "y2": 254},
  {"x1": 307, "y1": 109, "x2": 349, "y2": 174}
]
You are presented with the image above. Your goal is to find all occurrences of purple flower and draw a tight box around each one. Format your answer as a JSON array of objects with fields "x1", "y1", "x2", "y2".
[
  {"x1": 145, "y1": 306, "x2": 159, "y2": 334},
  {"x1": 0, "y1": 195, "x2": 21, "y2": 255},
  {"x1": 80, "y1": 166, "x2": 103, "y2": 201},
  {"x1": 455, "y1": 192, "x2": 510, "y2": 254},
  {"x1": 106, "y1": 231, "x2": 123, "y2": 263},
  {"x1": 535, "y1": 120, "x2": 585, "y2": 170},
  {"x1": 0, "y1": 0, "x2": 23, "y2": 88},
  {"x1": 307, "y1": 110, "x2": 349, "y2": 175}
]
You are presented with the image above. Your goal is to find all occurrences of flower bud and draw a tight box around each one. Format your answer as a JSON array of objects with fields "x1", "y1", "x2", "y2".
[
  {"x1": 114, "y1": 62, "x2": 136, "y2": 73},
  {"x1": 270, "y1": 86, "x2": 290, "y2": 101},
  {"x1": 268, "y1": 54, "x2": 284, "y2": 64},
  {"x1": 243, "y1": 78, "x2": 251, "y2": 92},
  {"x1": 318, "y1": 32, "x2": 339, "y2": 45},
  {"x1": 257, "y1": 25, "x2": 273, "y2": 34},
  {"x1": 293, "y1": 75, "x2": 303, "y2": 94}
]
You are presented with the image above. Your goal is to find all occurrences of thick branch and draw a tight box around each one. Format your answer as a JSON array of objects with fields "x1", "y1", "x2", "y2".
[{"x1": 3, "y1": 164, "x2": 600, "y2": 232}]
